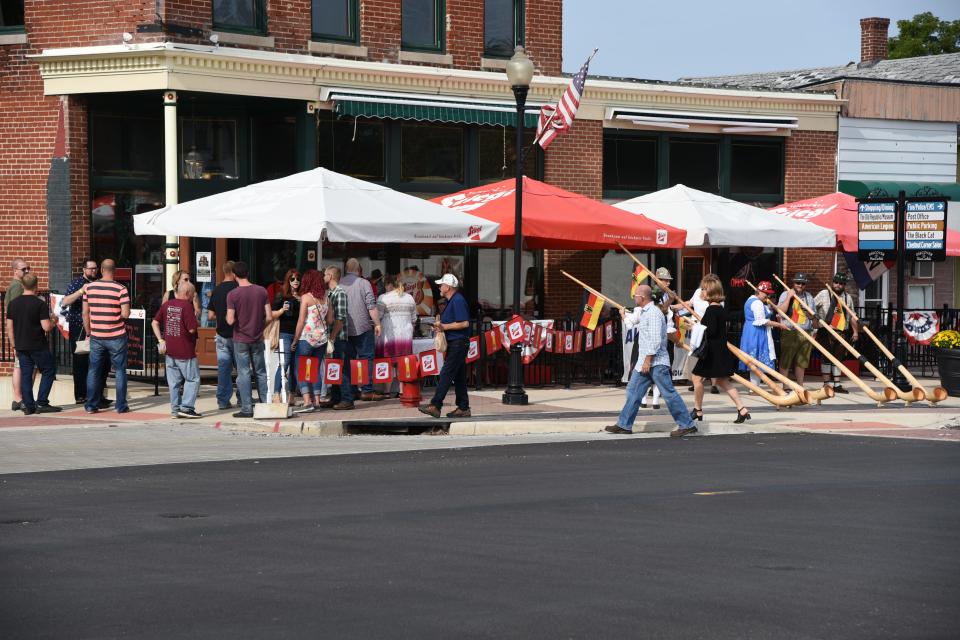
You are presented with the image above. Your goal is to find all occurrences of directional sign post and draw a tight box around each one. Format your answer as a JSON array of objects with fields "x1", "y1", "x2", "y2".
[{"x1": 904, "y1": 199, "x2": 948, "y2": 262}]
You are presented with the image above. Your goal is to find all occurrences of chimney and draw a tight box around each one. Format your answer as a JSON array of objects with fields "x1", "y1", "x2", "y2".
[{"x1": 860, "y1": 17, "x2": 890, "y2": 64}]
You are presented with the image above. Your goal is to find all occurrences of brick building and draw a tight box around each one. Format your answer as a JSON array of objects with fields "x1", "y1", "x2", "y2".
[{"x1": 1, "y1": 0, "x2": 842, "y2": 374}]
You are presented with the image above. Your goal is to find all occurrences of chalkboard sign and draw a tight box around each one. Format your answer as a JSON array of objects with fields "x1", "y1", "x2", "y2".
[{"x1": 125, "y1": 309, "x2": 146, "y2": 374}]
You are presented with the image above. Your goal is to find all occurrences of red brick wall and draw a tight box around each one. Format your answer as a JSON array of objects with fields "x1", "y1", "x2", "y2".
[
  {"x1": 542, "y1": 119, "x2": 602, "y2": 318},
  {"x1": 783, "y1": 129, "x2": 839, "y2": 294},
  {"x1": 361, "y1": 0, "x2": 402, "y2": 62},
  {"x1": 269, "y1": 0, "x2": 312, "y2": 53},
  {"x1": 525, "y1": 0, "x2": 561, "y2": 76},
  {"x1": 448, "y1": 0, "x2": 483, "y2": 69},
  {"x1": 888, "y1": 261, "x2": 957, "y2": 310},
  {"x1": 68, "y1": 96, "x2": 91, "y2": 266}
]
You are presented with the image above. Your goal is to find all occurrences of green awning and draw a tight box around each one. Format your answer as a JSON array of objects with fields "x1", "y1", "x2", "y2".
[
  {"x1": 330, "y1": 90, "x2": 540, "y2": 128},
  {"x1": 839, "y1": 180, "x2": 960, "y2": 201}
]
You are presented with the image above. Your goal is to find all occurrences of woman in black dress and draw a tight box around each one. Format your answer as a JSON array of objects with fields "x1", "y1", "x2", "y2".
[{"x1": 690, "y1": 277, "x2": 750, "y2": 423}]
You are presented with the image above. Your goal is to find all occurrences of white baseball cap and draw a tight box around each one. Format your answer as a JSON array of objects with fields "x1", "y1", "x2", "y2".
[{"x1": 435, "y1": 273, "x2": 459, "y2": 288}]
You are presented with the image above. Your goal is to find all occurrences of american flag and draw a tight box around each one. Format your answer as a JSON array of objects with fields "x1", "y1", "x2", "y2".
[{"x1": 536, "y1": 49, "x2": 597, "y2": 150}]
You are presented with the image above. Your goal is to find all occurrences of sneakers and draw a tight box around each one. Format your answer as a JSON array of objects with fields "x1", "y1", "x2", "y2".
[
  {"x1": 218, "y1": 402, "x2": 234, "y2": 410},
  {"x1": 418, "y1": 404, "x2": 441, "y2": 418},
  {"x1": 670, "y1": 426, "x2": 699, "y2": 438},
  {"x1": 232, "y1": 411, "x2": 254, "y2": 418},
  {"x1": 177, "y1": 408, "x2": 202, "y2": 419},
  {"x1": 11, "y1": 401, "x2": 22, "y2": 411},
  {"x1": 604, "y1": 425, "x2": 632, "y2": 434},
  {"x1": 446, "y1": 408, "x2": 471, "y2": 418},
  {"x1": 36, "y1": 405, "x2": 62, "y2": 414},
  {"x1": 294, "y1": 405, "x2": 317, "y2": 414},
  {"x1": 832, "y1": 385, "x2": 849, "y2": 394}
]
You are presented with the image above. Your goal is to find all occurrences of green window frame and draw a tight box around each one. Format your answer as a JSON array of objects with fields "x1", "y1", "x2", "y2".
[
  {"x1": 401, "y1": 0, "x2": 445, "y2": 53},
  {"x1": 0, "y1": 0, "x2": 25, "y2": 33},
  {"x1": 311, "y1": 0, "x2": 358, "y2": 44},
  {"x1": 602, "y1": 129, "x2": 784, "y2": 204},
  {"x1": 483, "y1": 0, "x2": 524, "y2": 59},
  {"x1": 212, "y1": 0, "x2": 267, "y2": 35}
]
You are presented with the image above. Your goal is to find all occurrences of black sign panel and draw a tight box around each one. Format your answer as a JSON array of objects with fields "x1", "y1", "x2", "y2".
[
  {"x1": 857, "y1": 200, "x2": 897, "y2": 262},
  {"x1": 125, "y1": 309, "x2": 146, "y2": 373}
]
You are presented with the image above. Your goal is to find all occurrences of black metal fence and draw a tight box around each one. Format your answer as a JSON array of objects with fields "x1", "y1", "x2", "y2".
[{"x1": 1, "y1": 288, "x2": 955, "y2": 390}]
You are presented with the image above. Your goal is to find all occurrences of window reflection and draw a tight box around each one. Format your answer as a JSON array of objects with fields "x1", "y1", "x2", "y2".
[
  {"x1": 181, "y1": 118, "x2": 239, "y2": 181},
  {"x1": 400, "y1": 123, "x2": 464, "y2": 184}
]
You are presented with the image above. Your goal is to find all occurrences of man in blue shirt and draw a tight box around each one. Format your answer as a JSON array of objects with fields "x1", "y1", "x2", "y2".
[{"x1": 419, "y1": 273, "x2": 471, "y2": 418}]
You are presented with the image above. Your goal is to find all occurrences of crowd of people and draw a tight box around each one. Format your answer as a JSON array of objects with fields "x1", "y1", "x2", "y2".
[{"x1": 4, "y1": 254, "x2": 862, "y2": 430}]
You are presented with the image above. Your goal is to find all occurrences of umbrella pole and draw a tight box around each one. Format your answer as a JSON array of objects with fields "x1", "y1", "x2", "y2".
[
  {"x1": 747, "y1": 279, "x2": 896, "y2": 405},
  {"x1": 617, "y1": 243, "x2": 807, "y2": 401},
  {"x1": 828, "y1": 287, "x2": 946, "y2": 403}
]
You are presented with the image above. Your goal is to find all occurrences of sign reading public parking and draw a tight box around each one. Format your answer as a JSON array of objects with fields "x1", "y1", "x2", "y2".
[
  {"x1": 857, "y1": 201, "x2": 897, "y2": 261},
  {"x1": 904, "y1": 200, "x2": 948, "y2": 262}
]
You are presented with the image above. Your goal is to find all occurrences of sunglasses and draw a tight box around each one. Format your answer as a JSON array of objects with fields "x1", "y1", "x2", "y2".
[
  {"x1": 290, "y1": 276, "x2": 300, "y2": 281},
  {"x1": 17, "y1": 266, "x2": 30, "y2": 272}
]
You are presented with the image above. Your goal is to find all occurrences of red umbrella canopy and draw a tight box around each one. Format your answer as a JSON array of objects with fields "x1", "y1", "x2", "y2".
[
  {"x1": 769, "y1": 192, "x2": 959, "y2": 257},
  {"x1": 432, "y1": 177, "x2": 686, "y2": 250}
]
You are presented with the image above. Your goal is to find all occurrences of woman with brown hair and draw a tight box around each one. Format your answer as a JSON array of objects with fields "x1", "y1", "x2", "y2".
[
  {"x1": 690, "y1": 276, "x2": 751, "y2": 423},
  {"x1": 268, "y1": 268, "x2": 301, "y2": 400},
  {"x1": 292, "y1": 269, "x2": 332, "y2": 412}
]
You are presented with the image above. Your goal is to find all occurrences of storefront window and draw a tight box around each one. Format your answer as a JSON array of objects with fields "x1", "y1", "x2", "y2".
[
  {"x1": 478, "y1": 127, "x2": 535, "y2": 185},
  {"x1": 318, "y1": 115, "x2": 385, "y2": 182},
  {"x1": 181, "y1": 118, "x2": 239, "y2": 181},
  {"x1": 251, "y1": 115, "x2": 297, "y2": 183},
  {"x1": 401, "y1": 123, "x2": 464, "y2": 184},
  {"x1": 312, "y1": 0, "x2": 356, "y2": 42},
  {"x1": 669, "y1": 139, "x2": 719, "y2": 193},
  {"x1": 484, "y1": 0, "x2": 522, "y2": 58},
  {"x1": 90, "y1": 114, "x2": 163, "y2": 180},
  {"x1": 730, "y1": 140, "x2": 782, "y2": 197},
  {"x1": 603, "y1": 135, "x2": 658, "y2": 193},
  {"x1": 91, "y1": 190, "x2": 165, "y2": 313},
  {"x1": 476, "y1": 248, "x2": 537, "y2": 318}
]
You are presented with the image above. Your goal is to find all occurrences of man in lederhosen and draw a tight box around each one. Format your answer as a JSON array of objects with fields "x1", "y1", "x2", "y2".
[{"x1": 813, "y1": 272, "x2": 859, "y2": 394}]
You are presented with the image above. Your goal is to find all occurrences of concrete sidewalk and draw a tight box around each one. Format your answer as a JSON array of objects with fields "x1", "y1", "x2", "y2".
[{"x1": 2, "y1": 375, "x2": 957, "y2": 442}]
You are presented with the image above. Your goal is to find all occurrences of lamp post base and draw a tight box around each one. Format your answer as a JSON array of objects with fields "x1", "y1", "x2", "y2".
[{"x1": 502, "y1": 388, "x2": 529, "y2": 405}]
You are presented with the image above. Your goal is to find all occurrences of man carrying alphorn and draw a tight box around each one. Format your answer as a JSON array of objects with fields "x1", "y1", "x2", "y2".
[{"x1": 813, "y1": 272, "x2": 859, "y2": 394}]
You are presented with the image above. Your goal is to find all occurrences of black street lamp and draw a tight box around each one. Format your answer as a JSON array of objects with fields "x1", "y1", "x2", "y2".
[{"x1": 502, "y1": 46, "x2": 534, "y2": 406}]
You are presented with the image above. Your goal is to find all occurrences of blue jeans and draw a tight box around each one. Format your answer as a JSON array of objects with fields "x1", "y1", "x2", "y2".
[
  {"x1": 430, "y1": 338, "x2": 469, "y2": 410},
  {"x1": 294, "y1": 340, "x2": 324, "y2": 396},
  {"x1": 274, "y1": 333, "x2": 296, "y2": 394},
  {"x1": 234, "y1": 340, "x2": 268, "y2": 414},
  {"x1": 346, "y1": 330, "x2": 375, "y2": 394},
  {"x1": 328, "y1": 338, "x2": 353, "y2": 405},
  {"x1": 166, "y1": 356, "x2": 200, "y2": 414},
  {"x1": 86, "y1": 336, "x2": 128, "y2": 412},
  {"x1": 215, "y1": 335, "x2": 239, "y2": 409},
  {"x1": 17, "y1": 350, "x2": 55, "y2": 410},
  {"x1": 617, "y1": 364, "x2": 693, "y2": 430}
]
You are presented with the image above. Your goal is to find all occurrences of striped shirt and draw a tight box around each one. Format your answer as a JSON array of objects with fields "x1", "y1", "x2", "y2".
[{"x1": 84, "y1": 280, "x2": 129, "y2": 339}]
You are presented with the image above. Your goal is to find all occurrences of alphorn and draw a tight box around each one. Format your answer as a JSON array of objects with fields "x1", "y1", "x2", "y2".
[
  {"x1": 616, "y1": 243, "x2": 810, "y2": 406},
  {"x1": 747, "y1": 279, "x2": 896, "y2": 405},
  {"x1": 773, "y1": 275, "x2": 921, "y2": 404},
  {"x1": 563, "y1": 268, "x2": 804, "y2": 407},
  {"x1": 828, "y1": 287, "x2": 947, "y2": 404}
]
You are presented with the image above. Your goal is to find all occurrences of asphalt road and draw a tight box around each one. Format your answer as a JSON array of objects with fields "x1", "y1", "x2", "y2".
[{"x1": 1, "y1": 434, "x2": 958, "y2": 639}]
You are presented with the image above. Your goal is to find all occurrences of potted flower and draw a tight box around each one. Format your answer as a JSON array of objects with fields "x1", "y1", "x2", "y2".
[{"x1": 931, "y1": 329, "x2": 960, "y2": 397}]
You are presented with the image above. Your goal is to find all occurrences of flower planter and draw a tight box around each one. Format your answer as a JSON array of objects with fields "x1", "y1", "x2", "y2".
[{"x1": 932, "y1": 347, "x2": 960, "y2": 397}]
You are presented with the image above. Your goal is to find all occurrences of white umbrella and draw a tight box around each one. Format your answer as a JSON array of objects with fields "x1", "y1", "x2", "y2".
[
  {"x1": 613, "y1": 184, "x2": 836, "y2": 248},
  {"x1": 133, "y1": 167, "x2": 500, "y2": 244}
]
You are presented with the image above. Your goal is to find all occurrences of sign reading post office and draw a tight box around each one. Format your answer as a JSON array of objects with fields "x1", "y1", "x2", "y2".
[
  {"x1": 857, "y1": 200, "x2": 897, "y2": 262},
  {"x1": 904, "y1": 200, "x2": 948, "y2": 262}
]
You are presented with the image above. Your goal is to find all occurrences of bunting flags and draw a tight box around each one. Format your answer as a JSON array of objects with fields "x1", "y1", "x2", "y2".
[
  {"x1": 630, "y1": 265, "x2": 649, "y2": 297},
  {"x1": 585, "y1": 331, "x2": 594, "y2": 351},
  {"x1": 419, "y1": 349, "x2": 440, "y2": 376},
  {"x1": 604, "y1": 321, "x2": 614, "y2": 344},
  {"x1": 397, "y1": 354, "x2": 419, "y2": 382},
  {"x1": 484, "y1": 328, "x2": 501, "y2": 354},
  {"x1": 297, "y1": 355, "x2": 320, "y2": 384},
  {"x1": 323, "y1": 359, "x2": 343, "y2": 385},
  {"x1": 466, "y1": 336, "x2": 481, "y2": 363},
  {"x1": 351, "y1": 359, "x2": 370, "y2": 386},
  {"x1": 373, "y1": 358, "x2": 393, "y2": 383},
  {"x1": 580, "y1": 291, "x2": 605, "y2": 330}
]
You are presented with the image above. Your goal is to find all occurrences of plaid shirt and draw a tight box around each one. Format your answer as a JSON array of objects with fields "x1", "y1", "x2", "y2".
[
  {"x1": 623, "y1": 301, "x2": 670, "y2": 371},
  {"x1": 328, "y1": 284, "x2": 348, "y2": 338}
]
